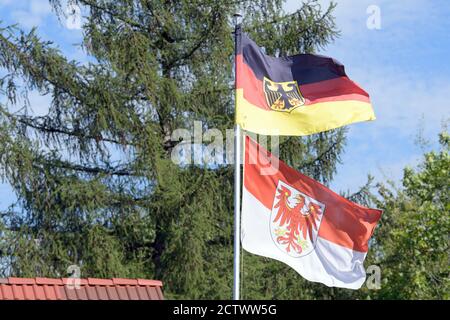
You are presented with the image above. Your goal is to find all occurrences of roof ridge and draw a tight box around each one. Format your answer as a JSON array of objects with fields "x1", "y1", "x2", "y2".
[
  {"x1": 0, "y1": 277, "x2": 163, "y2": 287},
  {"x1": 0, "y1": 277, "x2": 164, "y2": 300}
]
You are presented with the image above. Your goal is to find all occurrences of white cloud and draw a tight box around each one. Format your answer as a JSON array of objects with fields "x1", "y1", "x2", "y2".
[
  {"x1": 26, "y1": 90, "x2": 52, "y2": 116},
  {"x1": 331, "y1": 68, "x2": 449, "y2": 192},
  {"x1": 284, "y1": 0, "x2": 449, "y2": 193},
  {"x1": 30, "y1": 0, "x2": 52, "y2": 16},
  {"x1": 11, "y1": 10, "x2": 43, "y2": 29},
  {"x1": 360, "y1": 70, "x2": 449, "y2": 135},
  {"x1": 10, "y1": 0, "x2": 52, "y2": 29}
]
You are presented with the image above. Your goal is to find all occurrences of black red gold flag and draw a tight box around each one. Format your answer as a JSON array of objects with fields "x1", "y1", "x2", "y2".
[{"x1": 235, "y1": 29, "x2": 376, "y2": 135}]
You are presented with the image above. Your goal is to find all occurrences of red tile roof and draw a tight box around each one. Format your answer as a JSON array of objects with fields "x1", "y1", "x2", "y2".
[{"x1": 0, "y1": 277, "x2": 163, "y2": 300}]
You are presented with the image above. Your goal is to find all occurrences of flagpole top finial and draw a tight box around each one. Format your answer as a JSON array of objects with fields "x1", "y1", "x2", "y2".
[{"x1": 233, "y1": 12, "x2": 243, "y2": 26}]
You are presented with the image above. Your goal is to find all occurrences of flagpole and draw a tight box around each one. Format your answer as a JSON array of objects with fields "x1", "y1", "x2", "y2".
[{"x1": 233, "y1": 12, "x2": 242, "y2": 301}]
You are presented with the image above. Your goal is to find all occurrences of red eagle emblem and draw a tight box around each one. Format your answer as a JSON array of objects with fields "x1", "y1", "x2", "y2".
[{"x1": 270, "y1": 180, "x2": 325, "y2": 257}]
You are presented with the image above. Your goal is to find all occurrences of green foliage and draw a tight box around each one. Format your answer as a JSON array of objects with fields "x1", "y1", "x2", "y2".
[{"x1": 366, "y1": 131, "x2": 449, "y2": 299}]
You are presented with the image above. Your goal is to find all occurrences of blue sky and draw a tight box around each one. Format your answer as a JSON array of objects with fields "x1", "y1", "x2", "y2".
[
  {"x1": 0, "y1": 0, "x2": 449, "y2": 209},
  {"x1": 287, "y1": 0, "x2": 450, "y2": 192}
]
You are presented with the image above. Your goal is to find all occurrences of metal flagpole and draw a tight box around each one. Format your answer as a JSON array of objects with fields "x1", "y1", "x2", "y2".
[{"x1": 233, "y1": 12, "x2": 242, "y2": 301}]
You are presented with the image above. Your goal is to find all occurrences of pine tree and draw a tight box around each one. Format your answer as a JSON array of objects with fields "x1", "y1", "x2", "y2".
[{"x1": 0, "y1": 0, "x2": 346, "y2": 299}]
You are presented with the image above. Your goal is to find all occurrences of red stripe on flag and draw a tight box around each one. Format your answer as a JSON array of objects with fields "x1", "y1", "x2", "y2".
[
  {"x1": 244, "y1": 136, "x2": 382, "y2": 252},
  {"x1": 236, "y1": 55, "x2": 370, "y2": 110},
  {"x1": 236, "y1": 54, "x2": 270, "y2": 110}
]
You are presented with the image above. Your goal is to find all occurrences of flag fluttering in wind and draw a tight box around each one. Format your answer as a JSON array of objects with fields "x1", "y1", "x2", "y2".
[
  {"x1": 241, "y1": 136, "x2": 382, "y2": 289},
  {"x1": 235, "y1": 30, "x2": 376, "y2": 136}
]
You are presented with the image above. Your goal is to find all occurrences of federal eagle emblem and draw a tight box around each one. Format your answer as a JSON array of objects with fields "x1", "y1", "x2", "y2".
[
  {"x1": 270, "y1": 180, "x2": 325, "y2": 258},
  {"x1": 263, "y1": 77, "x2": 305, "y2": 112}
]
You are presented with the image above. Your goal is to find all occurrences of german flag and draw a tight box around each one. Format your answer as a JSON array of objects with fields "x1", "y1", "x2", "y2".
[{"x1": 235, "y1": 28, "x2": 376, "y2": 136}]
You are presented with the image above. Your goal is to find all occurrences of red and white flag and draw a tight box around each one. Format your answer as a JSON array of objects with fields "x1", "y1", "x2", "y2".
[{"x1": 241, "y1": 136, "x2": 382, "y2": 289}]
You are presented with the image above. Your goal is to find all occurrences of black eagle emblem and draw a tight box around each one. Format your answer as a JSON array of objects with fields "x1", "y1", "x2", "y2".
[{"x1": 263, "y1": 77, "x2": 305, "y2": 112}]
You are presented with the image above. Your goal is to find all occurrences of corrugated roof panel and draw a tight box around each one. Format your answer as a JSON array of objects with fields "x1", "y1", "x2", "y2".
[
  {"x1": 8, "y1": 277, "x2": 34, "y2": 284},
  {"x1": 64, "y1": 286, "x2": 78, "y2": 300},
  {"x1": 12, "y1": 285, "x2": 25, "y2": 300},
  {"x1": 137, "y1": 279, "x2": 163, "y2": 286},
  {"x1": 0, "y1": 277, "x2": 163, "y2": 300},
  {"x1": 113, "y1": 278, "x2": 138, "y2": 285},
  {"x1": 62, "y1": 278, "x2": 88, "y2": 286},
  {"x1": 74, "y1": 286, "x2": 89, "y2": 300},
  {"x1": 23, "y1": 285, "x2": 35, "y2": 300},
  {"x1": 105, "y1": 286, "x2": 119, "y2": 300},
  {"x1": 126, "y1": 285, "x2": 140, "y2": 300},
  {"x1": 88, "y1": 278, "x2": 114, "y2": 286},
  {"x1": 1, "y1": 284, "x2": 14, "y2": 300},
  {"x1": 136, "y1": 286, "x2": 150, "y2": 300},
  {"x1": 43, "y1": 285, "x2": 57, "y2": 300},
  {"x1": 36, "y1": 277, "x2": 63, "y2": 285},
  {"x1": 56, "y1": 286, "x2": 67, "y2": 300},
  {"x1": 85, "y1": 286, "x2": 98, "y2": 300},
  {"x1": 33, "y1": 284, "x2": 46, "y2": 300},
  {"x1": 116, "y1": 286, "x2": 129, "y2": 300},
  {"x1": 95, "y1": 286, "x2": 109, "y2": 300},
  {"x1": 156, "y1": 286, "x2": 164, "y2": 300},
  {"x1": 146, "y1": 286, "x2": 160, "y2": 300}
]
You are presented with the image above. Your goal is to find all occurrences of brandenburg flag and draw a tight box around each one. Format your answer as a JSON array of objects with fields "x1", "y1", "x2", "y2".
[
  {"x1": 242, "y1": 136, "x2": 382, "y2": 288},
  {"x1": 235, "y1": 30, "x2": 376, "y2": 136}
]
